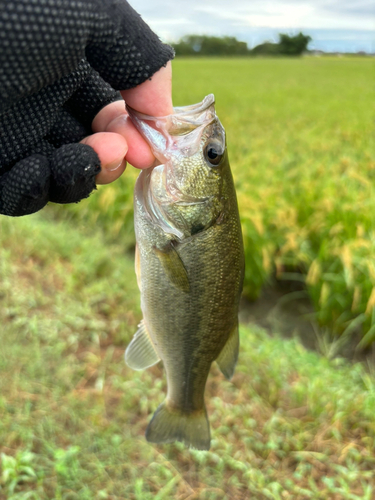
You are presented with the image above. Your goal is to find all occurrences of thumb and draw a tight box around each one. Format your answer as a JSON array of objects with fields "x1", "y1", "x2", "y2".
[{"x1": 121, "y1": 61, "x2": 173, "y2": 117}]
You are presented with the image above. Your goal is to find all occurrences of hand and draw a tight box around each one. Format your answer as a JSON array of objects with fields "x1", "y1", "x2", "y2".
[
  {"x1": 0, "y1": 0, "x2": 174, "y2": 216},
  {"x1": 87, "y1": 61, "x2": 173, "y2": 185}
]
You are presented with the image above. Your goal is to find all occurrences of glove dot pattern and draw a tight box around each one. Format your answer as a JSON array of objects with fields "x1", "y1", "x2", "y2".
[
  {"x1": 49, "y1": 143, "x2": 101, "y2": 204},
  {"x1": 0, "y1": 0, "x2": 174, "y2": 217},
  {"x1": 0, "y1": 155, "x2": 51, "y2": 216}
]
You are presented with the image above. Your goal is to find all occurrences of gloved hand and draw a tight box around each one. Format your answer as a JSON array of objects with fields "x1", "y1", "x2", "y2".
[{"x1": 0, "y1": 0, "x2": 174, "y2": 216}]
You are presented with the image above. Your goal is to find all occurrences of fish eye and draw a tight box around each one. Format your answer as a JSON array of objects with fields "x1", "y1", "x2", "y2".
[{"x1": 204, "y1": 143, "x2": 224, "y2": 167}]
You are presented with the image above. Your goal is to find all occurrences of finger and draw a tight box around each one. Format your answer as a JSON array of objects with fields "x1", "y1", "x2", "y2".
[
  {"x1": 47, "y1": 108, "x2": 90, "y2": 147},
  {"x1": 92, "y1": 100, "x2": 126, "y2": 133},
  {"x1": 105, "y1": 113, "x2": 155, "y2": 169},
  {"x1": 92, "y1": 101, "x2": 155, "y2": 169},
  {"x1": 81, "y1": 132, "x2": 127, "y2": 184},
  {"x1": 0, "y1": 155, "x2": 50, "y2": 216},
  {"x1": 49, "y1": 144, "x2": 100, "y2": 203},
  {"x1": 121, "y1": 61, "x2": 173, "y2": 117}
]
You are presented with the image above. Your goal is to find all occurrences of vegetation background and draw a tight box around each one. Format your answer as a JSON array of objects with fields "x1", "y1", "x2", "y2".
[
  {"x1": 0, "y1": 56, "x2": 374, "y2": 499},
  {"x1": 172, "y1": 33, "x2": 312, "y2": 57}
]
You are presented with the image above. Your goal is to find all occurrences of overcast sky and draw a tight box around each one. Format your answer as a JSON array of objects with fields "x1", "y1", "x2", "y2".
[{"x1": 130, "y1": 0, "x2": 375, "y2": 53}]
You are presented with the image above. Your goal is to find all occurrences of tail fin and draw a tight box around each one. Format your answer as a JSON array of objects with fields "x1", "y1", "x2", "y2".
[{"x1": 145, "y1": 401, "x2": 211, "y2": 450}]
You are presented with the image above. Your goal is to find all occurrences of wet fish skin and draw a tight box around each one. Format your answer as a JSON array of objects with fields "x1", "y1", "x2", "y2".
[{"x1": 125, "y1": 95, "x2": 244, "y2": 450}]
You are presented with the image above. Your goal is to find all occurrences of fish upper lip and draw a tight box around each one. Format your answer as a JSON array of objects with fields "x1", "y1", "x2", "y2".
[{"x1": 127, "y1": 94, "x2": 215, "y2": 121}]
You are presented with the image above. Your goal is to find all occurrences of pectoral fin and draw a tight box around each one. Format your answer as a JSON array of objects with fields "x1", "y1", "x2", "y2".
[
  {"x1": 125, "y1": 320, "x2": 160, "y2": 371},
  {"x1": 153, "y1": 243, "x2": 190, "y2": 293},
  {"x1": 216, "y1": 324, "x2": 239, "y2": 380}
]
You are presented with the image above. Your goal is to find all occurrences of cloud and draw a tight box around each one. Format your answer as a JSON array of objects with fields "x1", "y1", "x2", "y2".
[{"x1": 131, "y1": 0, "x2": 375, "y2": 52}]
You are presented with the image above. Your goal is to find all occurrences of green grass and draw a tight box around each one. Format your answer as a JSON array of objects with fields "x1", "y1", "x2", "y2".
[
  {"x1": 53, "y1": 57, "x2": 374, "y2": 342},
  {"x1": 1, "y1": 57, "x2": 374, "y2": 498},
  {"x1": 174, "y1": 57, "x2": 375, "y2": 339},
  {"x1": 1, "y1": 214, "x2": 375, "y2": 499}
]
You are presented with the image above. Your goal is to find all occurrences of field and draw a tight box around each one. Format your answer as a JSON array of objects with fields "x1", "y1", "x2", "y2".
[
  {"x1": 0, "y1": 57, "x2": 374, "y2": 499},
  {"x1": 59, "y1": 56, "x2": 374, "y2": 341}
]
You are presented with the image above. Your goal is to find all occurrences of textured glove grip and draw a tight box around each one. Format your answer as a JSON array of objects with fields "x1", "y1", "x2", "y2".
[
  {"x1": 0, "y1": 0, "x2": 174, "y2": 217},
  {"x1": 0, "y1": 144, "x2": 100, "y2": 216}
]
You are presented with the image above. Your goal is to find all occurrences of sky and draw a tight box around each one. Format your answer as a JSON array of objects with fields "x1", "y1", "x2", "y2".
[{"x1": 130, "y1": 0, "x2": 375, "y2": 53}]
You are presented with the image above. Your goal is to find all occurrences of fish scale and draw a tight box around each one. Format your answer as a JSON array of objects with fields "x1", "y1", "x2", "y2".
[{"x1": 125, "y1": 94, "x2": 244, "y2": 450}]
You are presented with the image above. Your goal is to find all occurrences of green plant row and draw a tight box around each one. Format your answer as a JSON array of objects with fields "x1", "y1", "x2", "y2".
[{"x1": 52, "y1": 57, "x2": 374, "y2": 344}]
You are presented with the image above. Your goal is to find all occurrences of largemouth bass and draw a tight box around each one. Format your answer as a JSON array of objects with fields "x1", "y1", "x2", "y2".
[{"x1": 125, "y1": 94, "x2": 244, "y2": 450}]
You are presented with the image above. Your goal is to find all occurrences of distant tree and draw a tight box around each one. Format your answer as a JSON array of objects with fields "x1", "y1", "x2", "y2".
[
  {"x1": 250, "y1": 32, "x2": 311, "y2": 56},
  {"x1": 173, "y1": 32, "x2": 312, "y2": 57},
  {"x1": 250, "y1": 41, "x2": 280, "y2": 56},
  {"x1": 278, "y1": 32, "x2": 312, "y2": 55},
  {"x1": 173, "y1": 35, "x2": 249, "y2": 56}
]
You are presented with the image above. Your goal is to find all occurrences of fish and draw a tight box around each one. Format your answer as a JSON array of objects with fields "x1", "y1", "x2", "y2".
[{"x1": 125, "y1": 94, "x2": 244, "y2": 450}]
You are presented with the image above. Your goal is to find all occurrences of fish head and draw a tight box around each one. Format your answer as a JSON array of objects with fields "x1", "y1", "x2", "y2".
[{"x1": 128, "y1": 94, "x2": 228, "y2": 240}]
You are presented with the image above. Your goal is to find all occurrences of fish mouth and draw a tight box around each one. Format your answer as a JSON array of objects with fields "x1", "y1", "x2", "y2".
[
  {"x1": 131, "y1": 94, "x2": 222, "y2": 239},
  {"x1": 127, "y1": 94, "x2": 216, "y2": 133},
  {"x1": 126, "y1": 94, "x2": 218, "y2": 161}
]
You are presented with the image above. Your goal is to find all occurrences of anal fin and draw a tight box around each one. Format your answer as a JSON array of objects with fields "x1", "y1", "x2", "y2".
[
  {"x1": 125, "y1": 320, "x2": 160, "y2": 371},
  {"x1": 216, "y1": 324, "x2": 239, "y2": 380}
]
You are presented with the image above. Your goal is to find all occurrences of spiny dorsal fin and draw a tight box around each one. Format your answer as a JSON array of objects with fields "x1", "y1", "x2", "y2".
[
  {"x1": 216, "y1": 324, "x2": 239, "y2": 380},
  {"x1": 153, "y1": 243, "x2": 190, "y2": 293},
  {"x1": 125, "y1": 320, "x2": 160, "y2": 371}
]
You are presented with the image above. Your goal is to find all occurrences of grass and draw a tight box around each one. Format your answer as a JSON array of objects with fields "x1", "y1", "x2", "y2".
[
  {"x1": 53, "y1": 56, "x2": 375, "y2": 342},
  {"x1": 0, "y1": 56, "x2": 374, "y2": 498},
  {"x1": 1, "y1": 214, "x2": 375, "y2": 499}
]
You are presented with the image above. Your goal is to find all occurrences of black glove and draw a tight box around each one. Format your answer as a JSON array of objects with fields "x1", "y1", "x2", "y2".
[{"x1": 0, "y1": 0, "x2": 174, "y2": 216}]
